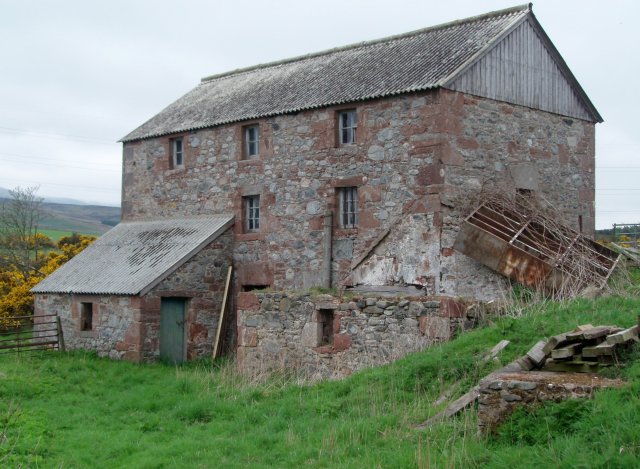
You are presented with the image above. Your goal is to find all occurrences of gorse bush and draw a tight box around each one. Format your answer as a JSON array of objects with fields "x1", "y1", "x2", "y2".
[{"x1": 0, "y1": 233, "x2": 95, "y2": 328}]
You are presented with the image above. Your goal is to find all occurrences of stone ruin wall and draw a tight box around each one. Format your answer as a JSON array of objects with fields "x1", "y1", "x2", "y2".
[{"x1": 235, "y1": 291, "x2": 480, "y2": 380}]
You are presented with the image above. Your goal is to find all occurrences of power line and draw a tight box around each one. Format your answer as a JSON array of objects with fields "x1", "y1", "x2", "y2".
[
  {"x1": 0, "y1": 177, "x2": 119, "y2": 193},
  {"x1": 0, "y1": 126, "x2": 116, "y2": 145},
  {"x1": 0, "y1": 155, "x2": 119, "y2": 172}
]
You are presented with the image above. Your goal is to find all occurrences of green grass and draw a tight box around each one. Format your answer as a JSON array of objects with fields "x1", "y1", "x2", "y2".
[
  {"x1": 38, "y1": 229, "x2": 76, "y2": 241},
  {"x1": 2, "y1": 295, "x2": 640, "y2": 468}
]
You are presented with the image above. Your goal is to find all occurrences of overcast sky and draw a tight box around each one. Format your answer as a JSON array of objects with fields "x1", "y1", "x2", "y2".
[{"x1": 1, "y1": 0, "x2": 638, "y2": 229}]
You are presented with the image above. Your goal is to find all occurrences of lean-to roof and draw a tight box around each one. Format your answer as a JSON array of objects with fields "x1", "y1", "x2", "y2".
[{"x1": 31, "y1": 216, "x2": 234, "y2": 296}]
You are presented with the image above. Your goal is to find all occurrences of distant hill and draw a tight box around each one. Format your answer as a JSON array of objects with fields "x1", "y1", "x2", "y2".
[{"x1": 1, "y1": 197, "x2": 120, "y2": 235}]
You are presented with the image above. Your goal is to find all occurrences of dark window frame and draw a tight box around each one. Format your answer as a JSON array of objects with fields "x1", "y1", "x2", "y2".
[
  {"x1": 243, "y1": 124, "x2": 260, "y2": 159},
  {"x1": 80, "y1": 302, "x2": 94, "y2": 331},
  {"x1": 243, "y1": 195, "x2": 261, "y2": 232},
  {"x1": 171, "y1": 137, "x2": 184, "y2": 168},
  {"x1": 338, "y1": 186, "x2": 358, "y2": 228},
  {"x1": 338, "y1": 109, "x2": 357, "y2": 145}
]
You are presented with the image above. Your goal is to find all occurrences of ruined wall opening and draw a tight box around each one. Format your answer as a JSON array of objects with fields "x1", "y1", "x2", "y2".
[
  {"x1": 242, "y1": 285, "x2": 270, "y2": 292},
  {"x1": 318, "y1": 309, "x2": 335, "y2": 346},
  {"x1": 80, "y1": 302, "x2": 94, "y2": 331}
]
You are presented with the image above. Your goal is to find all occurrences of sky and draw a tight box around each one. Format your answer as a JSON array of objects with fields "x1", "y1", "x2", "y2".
[{"x1": 1, "y1": 0, "x2": 638, "y2": 229}]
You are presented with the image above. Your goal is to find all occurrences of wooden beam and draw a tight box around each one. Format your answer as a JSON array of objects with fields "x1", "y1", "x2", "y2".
[{"x1": 212, "y1": 265, "x2": 233, "y2": 359}]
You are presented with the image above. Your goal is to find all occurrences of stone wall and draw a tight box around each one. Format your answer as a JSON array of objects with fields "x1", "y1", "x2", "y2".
[
  {"x1": 141, "y1": 228, "x2": 234, "y2": 361},
  {"x1": 236, "y1": 291, "x2": 477, "y2": 379},
  {"x1": 437, "y1": 89, "x2": 595, "y2": 300},
  {"x1": 34, "y1": 293, "x2": 141, "y2": 360},
  {"x1": 477, "y1": 371, "x2": 623, "y2": 434},
  {"x1": 122, "y1": 88, "x2": 595, "y2": 301}
]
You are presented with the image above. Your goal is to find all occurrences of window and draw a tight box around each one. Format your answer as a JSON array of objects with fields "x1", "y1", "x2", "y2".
[
  {"x1": 171, "y1": 138, "x2": 184, "y2": 168},
  {"x1": 318, "y1": 309, "x2": 335, "y2": 346},
  {"x1": 80, "y1": 302, "x2": 93, "y2": 331},
  {"x1": 244, "y1": 195, "x2": 260, "y2": 232},
  {"x1": 338, "y1": 110, "x2": 357, "y2": 144},
  {"x1": 244, "y1": 125, "x2": 260, "y2": 158},
  {"x1": 339, "y1": 187, "x2": 358, "y2": 228},
  {"x1": 242, "y1": 285, "x2": 270, "y2": 292}
]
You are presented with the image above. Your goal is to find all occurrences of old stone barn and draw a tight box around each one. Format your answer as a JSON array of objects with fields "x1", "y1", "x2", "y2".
[{"x1": 33, "y1": 5, "x2": 602, "y2": 374}]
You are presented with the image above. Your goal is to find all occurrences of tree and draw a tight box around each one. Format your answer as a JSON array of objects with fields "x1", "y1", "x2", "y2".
[
  {"x1": 0, "y1": 187, "x2": 96, "y2": 327},
  {"x1": 0, "y1": 186, "x2": 50, "y2": 277},
  {"x1": 0, "y1": 233, "x2": 96, "y2": 328}
]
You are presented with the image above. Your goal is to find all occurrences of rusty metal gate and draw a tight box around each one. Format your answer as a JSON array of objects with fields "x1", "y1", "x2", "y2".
[{"x1": 0, "y1": 314, "x2": 65, "y2": 355}]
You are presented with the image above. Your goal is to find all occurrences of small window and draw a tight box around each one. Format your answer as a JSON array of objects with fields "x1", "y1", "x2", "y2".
[
  {"x1": 80, "y1": 302, "x2": 93, "y2": 331},
  {"x1": 338, "y1": 110, "x2": 357, "y2": 145},
  {"x1": 244, "y1": 125, "x2": 260, "y2": 159},
  {"x1": 318, "y1": 309, "x2": 335, "y2": 346},
  {"x1": 244, "y1": 195, "x2": 260, "y2": 232},
  {"x1": 171, "y1": 138, "x2": 184, "y2": 168},
  {"x1": 242, "y1": 285, "x2": 269, "y2": 292},
  {"x1": 338, "y1": 187, "x2": 358, "y2": 228}
]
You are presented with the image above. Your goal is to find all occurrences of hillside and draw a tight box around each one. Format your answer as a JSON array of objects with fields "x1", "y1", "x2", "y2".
[
  {"x1": 1, "y1": 292, "x2": 639, "y2": 467},
  {"x1": 0, "y1": 197, "x2": 120, "y2": 235}
]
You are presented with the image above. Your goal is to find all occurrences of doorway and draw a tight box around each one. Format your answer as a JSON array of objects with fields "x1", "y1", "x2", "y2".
[{"x1": 160, "y1": 298, "x2": 187, "y2": 363}]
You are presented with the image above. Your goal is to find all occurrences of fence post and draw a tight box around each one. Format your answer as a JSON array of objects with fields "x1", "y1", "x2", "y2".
[
  {"x1": 612, "y1": 223, "x2": 616, "y2": 244},
  {"x1": 56, "y1": 316, "x2": 66, "y2": 352}
]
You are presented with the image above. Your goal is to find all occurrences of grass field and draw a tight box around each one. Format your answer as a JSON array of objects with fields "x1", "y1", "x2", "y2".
[
  {"x1": 38, "y1": 229, "x2": 75, "y2": 241},
  {"x1": 2, "y1": 295, "x2": 640, "y2": 468}
]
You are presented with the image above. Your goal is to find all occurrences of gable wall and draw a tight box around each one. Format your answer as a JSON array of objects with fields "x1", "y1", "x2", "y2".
[
  {"x1": 437, "y1": 89, "x2": 595, "y2": 299},
  {"x1": 448, "y1": 19, "x2": 594, "y2": 122},
  {"x1": 140, "y1": 227, "x2": 233, "y2": 361}
]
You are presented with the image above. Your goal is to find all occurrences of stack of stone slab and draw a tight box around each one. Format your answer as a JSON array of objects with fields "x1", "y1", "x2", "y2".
[{"x1": 523, "y1": 324, "x2": 639, "y2": 373}]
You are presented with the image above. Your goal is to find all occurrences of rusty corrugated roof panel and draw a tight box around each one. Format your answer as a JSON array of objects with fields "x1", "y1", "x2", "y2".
[
  {"x1": 454, "y1": 202, "x2": 620, "y2": 294},
  {"x1": 121, "y1": 5, "x2": 530, "y2": 142},
  {"x1": 31, "y1": 215, "x2": 234, "y2": 295}
]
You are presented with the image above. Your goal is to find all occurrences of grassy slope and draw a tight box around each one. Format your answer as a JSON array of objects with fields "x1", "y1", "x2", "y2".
[{"x1": 1, "y1": 295, "x2": 640, "y2": 468}]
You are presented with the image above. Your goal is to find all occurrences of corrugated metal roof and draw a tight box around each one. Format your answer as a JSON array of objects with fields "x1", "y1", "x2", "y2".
[
  {"x1": 121, "y1": 5, "x2": 531, "y2": 142},
  {"x1": 31, "y1": 216, "x2": 234, "y2": 295}
]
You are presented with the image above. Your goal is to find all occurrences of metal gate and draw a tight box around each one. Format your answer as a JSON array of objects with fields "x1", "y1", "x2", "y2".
[{"x1": 0, "y1": 314, "x2": 65, "y2": 355}]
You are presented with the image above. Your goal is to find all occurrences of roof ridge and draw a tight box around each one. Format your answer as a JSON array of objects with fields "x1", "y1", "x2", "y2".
[{"x1": 200, "y1": 3, "x2": 531, "y2": 83}]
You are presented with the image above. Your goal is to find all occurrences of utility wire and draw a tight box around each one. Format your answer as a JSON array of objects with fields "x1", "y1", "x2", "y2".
[
  {"x1": 0, "y1": 126, "x2": 116, "y2": 145},
  {"x1": 0, "y1": 177, "x2": 119, "y2": 193}
]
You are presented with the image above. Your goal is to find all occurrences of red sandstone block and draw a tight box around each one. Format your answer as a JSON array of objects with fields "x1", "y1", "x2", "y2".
[
  {"x1": 441, "y1": 247, "x2": 455, "y2": 257},
  {"x1": 440, "y1": 298, "x2": 464, "y2": 318},
  {"x1": 333, "y1": 333, "x2": 352, "y2": 352},
  {"x1": 238, "y1": 326, "x2": 258, "y2": 347},
  {"x1": 237, "y1": 292, "x2": 260, "y2": 310},
  {"x1": 457, "y1": 137, "x2": 479, "y2": 150}
]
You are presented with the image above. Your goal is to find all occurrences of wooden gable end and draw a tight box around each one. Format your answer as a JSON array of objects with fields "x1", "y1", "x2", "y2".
[{"x1": 445, "y1": 17, "x2": 600, "y2": 122}]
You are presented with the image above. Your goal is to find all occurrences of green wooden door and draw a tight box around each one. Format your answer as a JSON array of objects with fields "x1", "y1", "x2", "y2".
[{"x1": 160, "y1": 298, "x2": 186, "y2": 364}]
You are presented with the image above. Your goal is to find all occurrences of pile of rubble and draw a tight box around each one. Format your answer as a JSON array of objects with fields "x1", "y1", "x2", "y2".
[
  {"x1": 523, "y1": 323, "x2": 639, "y2": 373},
  {"x1": 417, "y1": 322, "x2": 638, "y2": 431}
]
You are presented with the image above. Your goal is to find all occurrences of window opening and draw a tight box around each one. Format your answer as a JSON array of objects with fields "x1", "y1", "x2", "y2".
[
  {"x1": 244, "y1": 195, "x2": 260, "y2": 232},
  {"x1": 244, "y1": 125, "x2": 260, "y2": 158},
  {"x1": 172, "y1": 138, "x2": 184, "y2": 168},
  {"x1": 242, "y1": 285, "x2": 270, "y2": 292},
  {"x1": 318, "y1": 309, "x2": 335, "y2": 346},
  {"x1": 338, "y1": 110, "x2": 357, "y2": 144},
  {"x1": 339, "y1": 187, "x2": 358, "y2": 228},
  {"x1": 80, "y1": 302, "x2": 93, "y2": 331}
]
